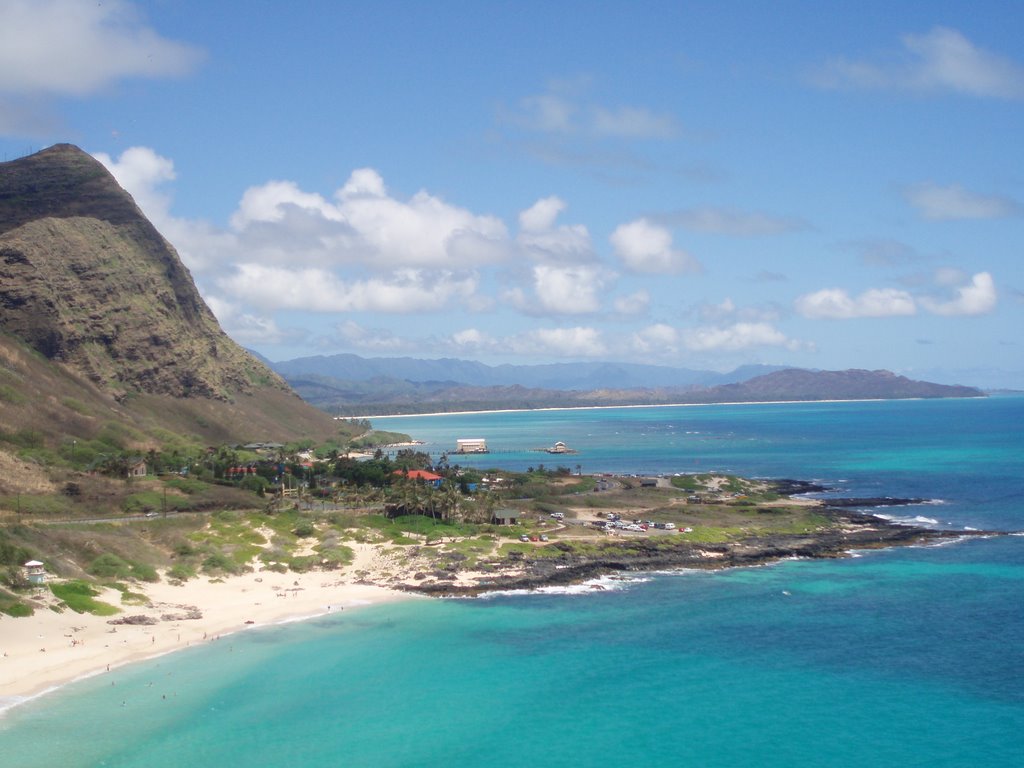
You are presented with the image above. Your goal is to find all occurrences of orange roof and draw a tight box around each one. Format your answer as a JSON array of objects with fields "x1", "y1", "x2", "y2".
[{"x1": 394, "y1": 469, "x2": 443, "y2": 481}]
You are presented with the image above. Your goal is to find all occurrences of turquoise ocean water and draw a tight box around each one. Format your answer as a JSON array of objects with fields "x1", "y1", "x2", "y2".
[{"x1": 3, "y1": 397, "x2": 1022, "y2": 767}]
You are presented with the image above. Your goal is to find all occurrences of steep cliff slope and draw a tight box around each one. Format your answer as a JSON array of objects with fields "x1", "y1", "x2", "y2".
[
  {"x1": 0, "y1": 145, "x2": 349, "y2": 460},
  {"x1": 0, "y1": 144, "x2": 284, "y2": 400}
]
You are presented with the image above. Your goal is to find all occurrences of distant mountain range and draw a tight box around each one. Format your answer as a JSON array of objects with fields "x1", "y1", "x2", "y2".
[
  {"x1": 265, "y1": 353, "x2": 787, "y2": 390},
  {"x1": 263, "y1": 353, "x2": 985, "y2": 415}
]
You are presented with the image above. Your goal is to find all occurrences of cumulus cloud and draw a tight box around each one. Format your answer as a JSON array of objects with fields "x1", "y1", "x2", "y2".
[
  {"x1": 95, "y1": 145, "x2": 176, "y2": 217},
  {"x1": 335, "y1": 321, "x2": 410, "y2": 352},
  {"x1": 95, "y1": 147, "x2": 240, "y2": 273},
  {"x1": 812, "y1": 27, "x2": 1024, "y2": 100},
  {"x1": 904, "y1": 182, "x2": 1020, "y2": 220},
  {"x1": 510, "y1": 327, "x2": 607, "y2": 357},
  {"x1": 451, "y1": 328, "x2": 495, "y2": 350},
  {"x1": 0, "y1": 0, "x2": 202, "y2": 96},
  {"x1": 796, "y1": 272, "x2": 997, "y2": 320},
  {"x1": 204, "y1": 296, "x2": 299, "y2": 346},
  {"x1": 218, "y1": 265, "x2": 478, "y2": 314},
  {"x1": 0, "y1": 0, "x2": 201, "y2": 135},
  {"x1": 920, "y1": 271, "x2": 997, "y2": 316},
  {"x1": 613, "y1": 290, "x2": 650, "y2": 315},
  {"x1": 662, "y1": 207, "x2": 807, "y2": 236},
  {"x1": 524, "y1": 264, "x2": 608, "y2": 314},
  {"x1": 795, "y1": 287, "x2": 917, "y2": 319},
  {"x1": 610, "y1": 218, "x2": 700, "y2": 274},
  {"x1": 519, "y1": 196, "x2": 566, "y2": 233},
  {"x1": 631, "y1": 324, "x2": 679, "y2": 355},
  {"x1": 683, "y1": 322, "x2": 802, "y2": 352},
  {"x1": 228, "y1": 169, "x2": 509, "y2": 269},
  {"x1": 516, "y1": 196, "x2": 594, "y2": 263}
]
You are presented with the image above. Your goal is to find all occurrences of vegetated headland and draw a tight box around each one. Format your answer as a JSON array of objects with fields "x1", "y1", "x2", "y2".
[{"x1": 2, "y1": 446, "x2": 1003, "y2": 706}]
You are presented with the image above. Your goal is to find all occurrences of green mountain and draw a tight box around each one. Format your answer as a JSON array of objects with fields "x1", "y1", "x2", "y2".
[{"x1": 0, "y1": 144, "x2": 355, "y2": 495}]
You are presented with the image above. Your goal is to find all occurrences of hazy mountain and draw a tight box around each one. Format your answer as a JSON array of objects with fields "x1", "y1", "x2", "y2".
[
  {"x1": 268, "y1": 353, "x2": 786, "y2": 390},
  {"x1": 279, "y1": 367, "x2": 984, "y2": 416}
]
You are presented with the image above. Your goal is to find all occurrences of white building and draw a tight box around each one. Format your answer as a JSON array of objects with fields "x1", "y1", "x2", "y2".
[
  {"x1": 24, "y1": 560, "x2": 46, "y2": 585},
  {"x1": 455, "y1": 438, "x2": 488, "y2": 454}
]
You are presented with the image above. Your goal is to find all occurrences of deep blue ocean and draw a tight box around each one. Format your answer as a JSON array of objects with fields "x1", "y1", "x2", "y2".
[{"x1": 3, "y1": 397, "x2": 1022, "y2": 767}]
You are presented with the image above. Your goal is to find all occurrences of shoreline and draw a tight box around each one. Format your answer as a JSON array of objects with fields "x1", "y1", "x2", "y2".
[
  {"x1": 0, "y1": 559, "x2": 416, "y2": 713},
  {"x1": 1, "y1": 491, "x2": 1004, "y2": 715},
  {"x1": 358, "y1": 395, "x2": 987, "y2": 420},
  {"x1": 399, "y1": 509, "x2": 998, "y2": 598}
]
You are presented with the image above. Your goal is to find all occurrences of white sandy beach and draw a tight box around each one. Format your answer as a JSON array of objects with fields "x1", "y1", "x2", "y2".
[{"x1": 0, "y1": 548, "x2": 416, "y2": 710}]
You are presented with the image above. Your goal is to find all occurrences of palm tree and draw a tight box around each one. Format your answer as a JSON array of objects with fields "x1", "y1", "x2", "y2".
[{"x1": 440, "y1": 480, "x2": 462, "y2": 523}]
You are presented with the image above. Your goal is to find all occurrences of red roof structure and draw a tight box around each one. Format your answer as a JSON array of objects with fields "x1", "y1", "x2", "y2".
[{"x1": 394, "y1": 469, "x2": 443, "y2": 484}]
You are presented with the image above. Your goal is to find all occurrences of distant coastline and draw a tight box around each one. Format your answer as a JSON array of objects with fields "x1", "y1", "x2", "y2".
[{"x1": 359, "y1": 395, "x2": 987, "y2": 421}]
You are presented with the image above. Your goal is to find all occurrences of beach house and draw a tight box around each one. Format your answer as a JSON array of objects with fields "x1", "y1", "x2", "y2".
[{"x1": 491, "y1": 508, "x2": 521, "y2": 525}]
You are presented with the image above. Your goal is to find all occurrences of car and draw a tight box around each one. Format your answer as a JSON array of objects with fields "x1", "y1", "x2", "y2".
[
  {"x1": 529, "y1": 535, "x2": 539, "y2": 542},
  {"x1": 519, "y1": 534, "x2": 530, "y2": 542},
  {"x1": 539, "y1": 534, "x2": 549, "y2": 542}
]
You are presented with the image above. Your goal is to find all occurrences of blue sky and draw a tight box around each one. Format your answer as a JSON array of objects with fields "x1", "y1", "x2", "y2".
[{"x1": 1, "y1": 1, "x2": 1022, "y2": 387}]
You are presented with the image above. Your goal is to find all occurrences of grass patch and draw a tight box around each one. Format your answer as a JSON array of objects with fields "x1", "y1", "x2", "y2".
[
  {"x1": 163, "y1": 476, "x2": 210, "y2": 494},
  {"x1": 50, "y1": 580, "x2": 120, "y2": 615},
  {"x1": 1, "y1": 600, "x2": 33, "y2": 617},
  {"x1": 167, "y1": 563, "x2": 197, "y2": 582},
  {"x1": 87, "y1": 553, "x2": 159, "y2": 582}
]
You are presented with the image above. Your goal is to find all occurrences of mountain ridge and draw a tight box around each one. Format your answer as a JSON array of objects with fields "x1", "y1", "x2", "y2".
[
  {"x1": 268, "y1": 352, "x2": 786, "y2": 390},
  {"x1": 272, "y1": 364, "x2": 984, "y2": 416},
  {"x1": 0, "y1": 144, "x2": 349, "y2": 454}
]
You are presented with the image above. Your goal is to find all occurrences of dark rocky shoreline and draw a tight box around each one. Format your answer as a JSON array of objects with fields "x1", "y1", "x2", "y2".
[{"x1": 403, "y1": 501, "x2": 998, "y2": 598}]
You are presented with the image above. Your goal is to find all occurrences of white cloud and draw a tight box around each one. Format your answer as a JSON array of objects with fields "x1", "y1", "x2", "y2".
[
  {"x1": 218, "y1": 265, "x2": 478, "y2": 314},
  {"x1": 591, "y1": 105, "x2": 679, "y2": 139},
  {"x1": 665, "y1": 207, "x2": 807, "y2": 236},
  {"x1": 519, "y1": 196, "x2": 566, "y2": 233},
  {"x1": 451, "y1": 328, "x2": 494, "y2": 349},
  {"x1": 813, "y1": 27, "x2": 1024, "y2": 100},
  {"x1": 225, "y1": 169, "x2": 510, "y2": 270},
  {"x1": 683, "y1": 322, "x2": 801, "y2": 352},
  {"x1": 506, "y1": 83, "x2": 679, "y2": 139},
  {"x1": 231, "y1": 181, "x2": 339, "y2": 229},
  {"x1": 204, "y1": 296, "x2": 296, "y2": 346},
  {"x1": 795, "y1": 287, "x2": 917, "y2": 319},
  {"x1": 614, "y1": 290, "x2": 650, "y2": 315},
  {"x1": 95, "y1": 146, "x2": 240, "y2": 273},
  {"x1": 528, "y1": 264, "x2": 608, "y2": 314},
  {"x1": 336, "y1": 321, "x2": 408, "y2": 351},
  {"x1": 514, "y1": 93, "x2": 577, "y2": 134},
  {"x1": 920, "y1": 271, "x2": 997, "y2": 316},
  {"x1": 610, "y1": 218, "x2": 699, "y2": 274},
  {"x1": 511, "y1": 327, "x2": 607, "y2": 357},
  {"x1": 698, "y1": 298, "x2": 737, "y2": 322},
  {"x1": 631, "y1": 324, "x2": 679, "y2": 355},
  {"x1": 905, "y1": 182, "x2": 1020, "y2": 220},
  {"x1": 516, "y1": 197, "x2": 594, "y2": 263},
  {"x1": 95, "y1": 146, "x2": 176, "y2": 217},
  {"x1": 0, "y1": 0, "x2": 201, "y2": 134}
]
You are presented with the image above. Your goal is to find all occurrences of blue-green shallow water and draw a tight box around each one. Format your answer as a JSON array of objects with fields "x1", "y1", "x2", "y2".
[{"x1": 3, "y1": 397, "x2": 1023, "y2": 767}]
